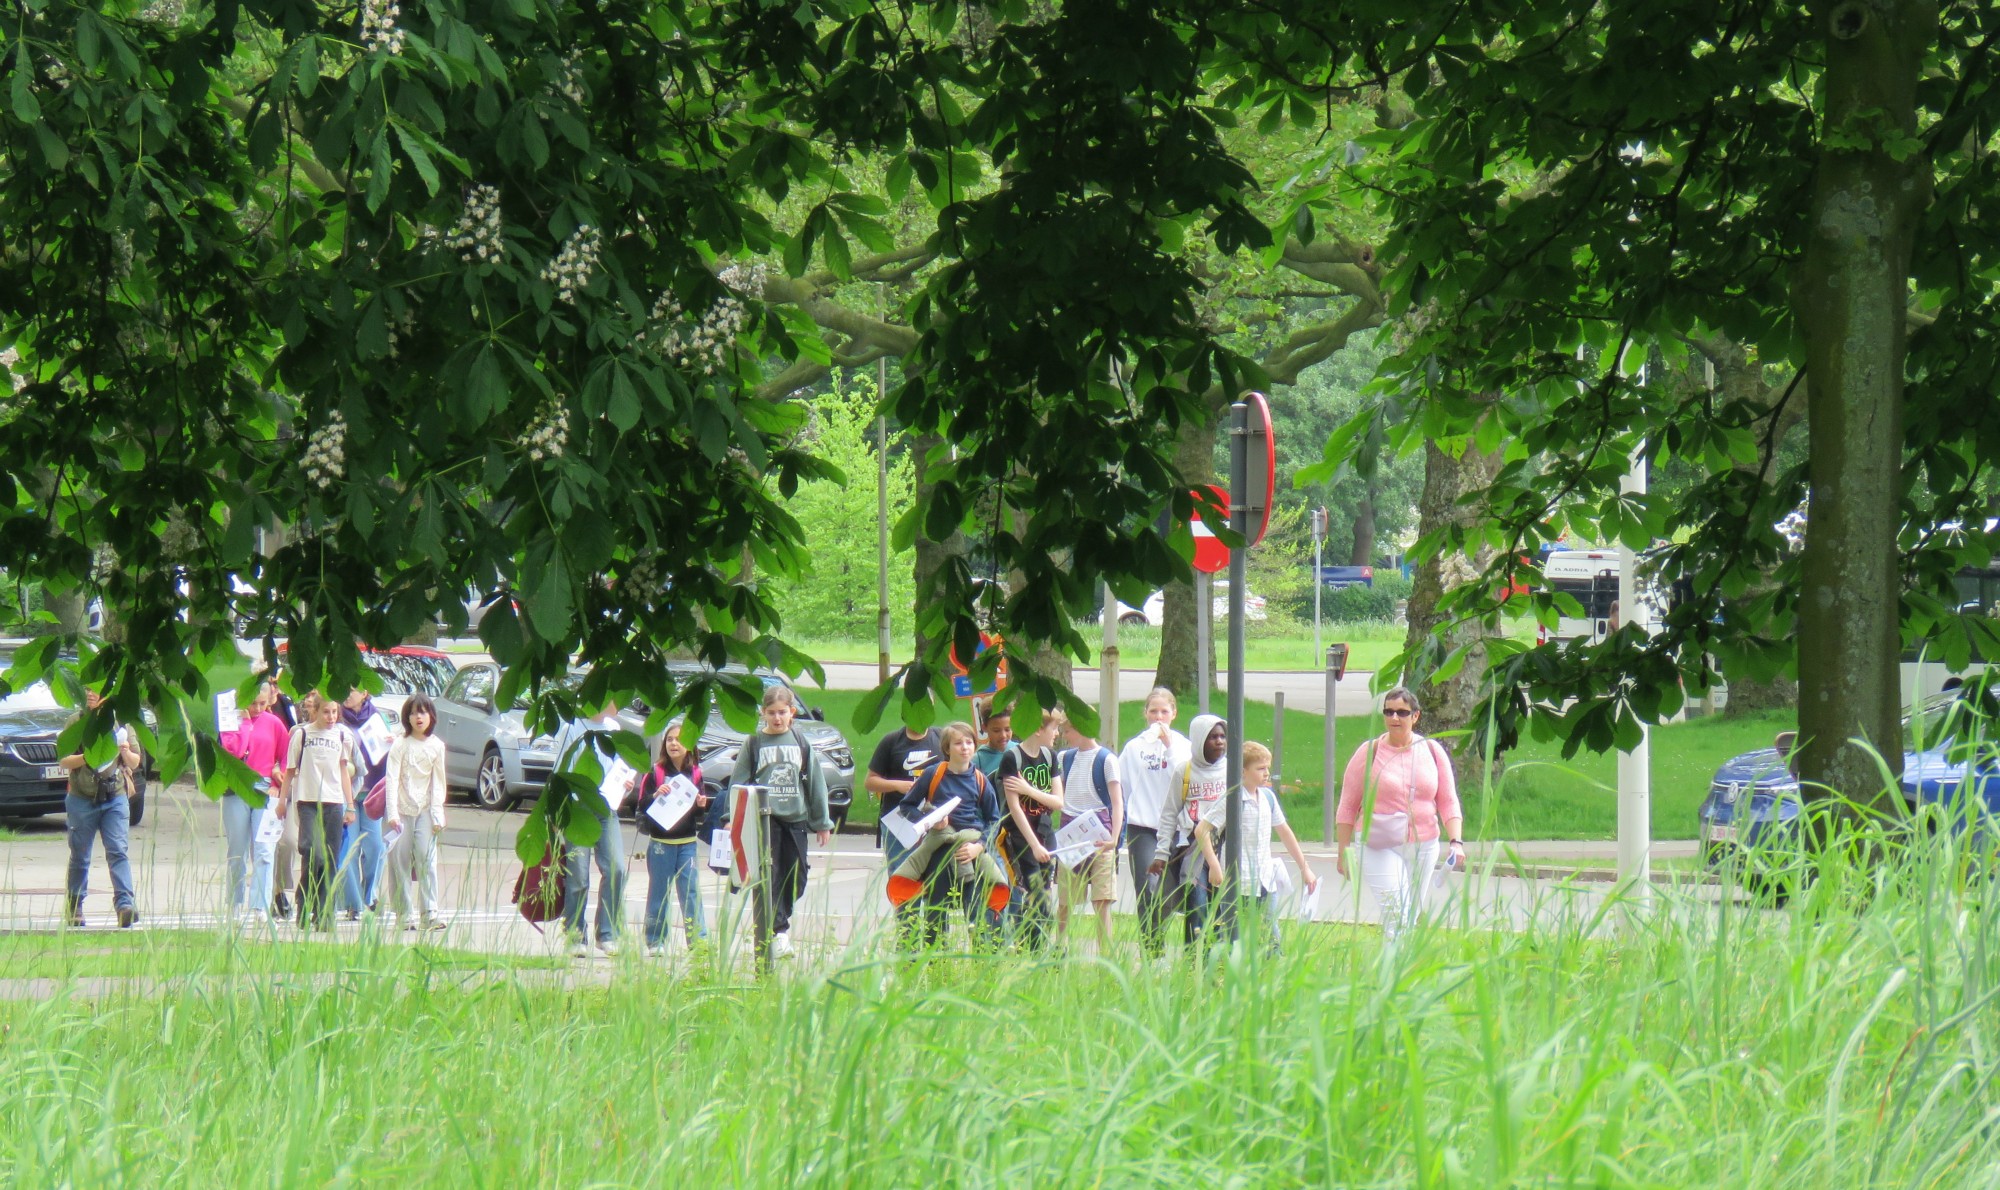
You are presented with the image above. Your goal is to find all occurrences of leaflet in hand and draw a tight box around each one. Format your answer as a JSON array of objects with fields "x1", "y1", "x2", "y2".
[
  {"x1": 381, "y1": 820, "x2": 405, "y2": 853},
  {"x1": 216, "y1": 691, "x2": 243, "y2": 734},
  {"x1": 1299, "y1": 878, "x2": 1323, "y2": 921},
  {"x1": 646, "y1": 774, "x2": 700, "y2": 832},
  {"x1": 709, "y1": 828, "x2": 731, "y2": 871},
  {"x1": 1051, "y1": 810, "x2": 1111, "y2": 864},
  {"x1": 355, "y1": 713, "x2": 393, "y2": 766},
  {"x1": 884, "y1": 796, "x2": 961, "y2": 850},
  {"x1": 254, "y1": 808, "x2": 283, "y2": 846},
  {"x1": 599, "y1": 758, "x2": 637, "y2": 811}
]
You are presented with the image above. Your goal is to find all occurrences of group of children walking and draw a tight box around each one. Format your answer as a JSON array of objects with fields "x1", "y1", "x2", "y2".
[
  {"x1": 868, "y1": 687, "x2": 1321, "y2": 958},
  {"x1": 218, "y1": 678, "x2": 452, "y2": 933}
]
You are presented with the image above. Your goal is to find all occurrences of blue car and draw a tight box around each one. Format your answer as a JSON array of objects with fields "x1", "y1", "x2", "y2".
[{"x1": 1699, "y1": 694, "x2": 2000, "y2": 866}]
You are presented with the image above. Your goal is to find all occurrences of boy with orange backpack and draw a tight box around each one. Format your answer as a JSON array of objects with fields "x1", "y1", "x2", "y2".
[{"x1": 885, "y1": 722, "x2": 1009, "y2": 948}]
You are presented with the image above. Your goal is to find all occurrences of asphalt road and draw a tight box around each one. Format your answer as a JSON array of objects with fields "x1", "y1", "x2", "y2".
[{"x1": 2, "y1": 777, "x2": 1708, "y2": 967}]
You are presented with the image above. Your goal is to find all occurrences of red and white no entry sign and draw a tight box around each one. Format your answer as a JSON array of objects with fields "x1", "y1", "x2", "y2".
[{"x1": 1191, "y1": 484, "x2": 1230, "y2": 574}]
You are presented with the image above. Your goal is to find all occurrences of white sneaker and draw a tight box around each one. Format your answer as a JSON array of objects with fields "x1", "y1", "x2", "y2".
[
  {"x1": 771, "y1": 932, "x2": 795, "y2": 959},
  {"x1": 599, "y1": 941, "x2": 621, "y2": 958},
  {"x1": 643, "y1": 944, "x2": 664, "y2": 959},
  {"x1": 568, "y1": 941, "x2": 590, "y2": 959}
]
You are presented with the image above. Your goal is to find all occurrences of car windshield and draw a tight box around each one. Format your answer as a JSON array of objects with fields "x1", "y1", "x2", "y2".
[
  {"x1": 510, "y1": 670, "x2": 585, "y2": 712},
  {"x1": 1900, "y1": 691, "x2": 1996, "y2": 754}
]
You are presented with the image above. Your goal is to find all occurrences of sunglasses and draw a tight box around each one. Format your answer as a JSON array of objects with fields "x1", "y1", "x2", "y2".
[{"x1": 1382, "y1": 707, "x2": 1416, "y2": 718}]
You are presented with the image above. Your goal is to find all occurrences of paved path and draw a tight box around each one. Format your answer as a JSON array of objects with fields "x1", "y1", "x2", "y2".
[{"x1": 3, "y1": 779, "x2": 1717, "y2": 974}]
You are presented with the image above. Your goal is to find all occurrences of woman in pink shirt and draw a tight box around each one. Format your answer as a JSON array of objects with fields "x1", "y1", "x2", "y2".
[
  {"x1": 1336, "y1": 687, "x2": 1464, "y2": 942},
  {"x1": 220, "y1": 680, "x2": 291, "y2": 923}
]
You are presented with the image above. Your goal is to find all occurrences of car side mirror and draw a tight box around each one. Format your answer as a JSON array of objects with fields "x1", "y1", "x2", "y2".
[{"x1": 807, "y1": 706, "x2": 825, "y2": 721}]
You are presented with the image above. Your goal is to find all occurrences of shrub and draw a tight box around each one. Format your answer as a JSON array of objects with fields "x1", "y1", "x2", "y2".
[{"x1": 1323, "y1": 571, "x2": 1411, "y2": 623}]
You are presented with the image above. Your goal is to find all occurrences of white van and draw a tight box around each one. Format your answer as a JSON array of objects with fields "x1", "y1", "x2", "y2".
[{"x1": 1538, "y1": 550, "x2": 1623, "y2": 644}]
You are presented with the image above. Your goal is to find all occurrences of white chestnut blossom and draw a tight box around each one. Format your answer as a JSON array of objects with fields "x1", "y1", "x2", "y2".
[
  {"x1": 303, "y1": 411, "x2": 348, "y2": 490},
  {"x1": 139, "y1": 0, "x2": 186, "y2": 24},
  {"x1": 554, "y1": 52, "x2": 587, "y2": 105},
  {"x1": 540, "y1": 225, "x2": 602, "y2": 305},
  {"x1": 0, "y1": 346, "x2": 21, "y2": 394},
  {"x1": 447, "y1": 185, "x2": 504, "y2": 265},
  {"x1": 619, "y1": 554, "x2": 666, "y2": 603},
  {"x1": 89, "y1": 543, "x2": 119, "y2": 584},
  {"x1": 359, "y1": 0, "x2": 408, "y2": 54},
  {"x1": 159, "y1": 508, "x2": 200, "y2": 561},
  {"x1": 518, "y1": 401, "x2": 571, "y2": 462},
  {"x1": 718, "y1": 261, "x2": 768, "y2": 298}
]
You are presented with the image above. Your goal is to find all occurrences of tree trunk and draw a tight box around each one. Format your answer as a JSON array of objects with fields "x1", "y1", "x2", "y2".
[
  {"x1": 1350, "y1": 488, "x2": 1377, "y2": 567},
  {"x1": 1401, "y1": 433, "x2": 1504, "y2": 781},
  {"x1": 1793, "y1": 0, "x2": 1933, "y2": 808},
  {"x1": 1155, "y1": 416, "x2": 1221, "y2": 695},
  {"x1": 1003, "y1": 507, "x2": 1073, "y2": 691},
  {"x1": 44, "y1": 587, "x2": 90, "y2": 636},
  {"x1": 910, "y1": 431, "x2": 968, "y2": 663}
]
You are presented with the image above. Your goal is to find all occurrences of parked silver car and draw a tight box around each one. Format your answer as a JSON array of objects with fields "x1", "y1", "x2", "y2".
[{"x1": 434, "y1": 663, "x2": 855, "y2": 823}]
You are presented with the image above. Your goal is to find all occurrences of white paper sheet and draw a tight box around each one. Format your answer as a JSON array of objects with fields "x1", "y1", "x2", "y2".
[
  {"x1": 881, "y1": 808, "x2": 925, "y2": 850},
  {"x1": 355, "y1": 713, "x2": 393, "y2": 766},
  {"x1": 254, "y1": 807, "x2": 283, "y2": 846},
  {"x1": 1262, "y1": 857, "x2": 1293, "y2": 897},
  {"x1": 646, "y1": 774, "x2": 700, "y2": 832},
  {"x1": 1298, "y1": 879, "x2": 1323, "y2": 921},
  {"x1": 1051, "y1": 810, "x2": 1111, "y2": 865},
  {"x1": 381, "y1": 820, "x2": 405, "y2": 853},
  {"x1": 216, "y1": 691, "x2": 243, "y2": 734},
  {"x1": 910, "y1": 796, "x2": 959, "y2": 835},
  {"x1": 599, "y1": 758, "x2": 637, "y2": 812},
  {"x1": 709, "y1": 828, "x2": 731, "y2": 871}
]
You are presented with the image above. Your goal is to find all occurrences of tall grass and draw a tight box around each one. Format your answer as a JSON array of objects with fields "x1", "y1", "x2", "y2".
[{"x1": 1, "y1": 819, "x2": 1996, "y2": 1186}]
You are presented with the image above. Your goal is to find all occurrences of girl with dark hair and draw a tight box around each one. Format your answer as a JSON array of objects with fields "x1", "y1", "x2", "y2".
[
  {"x1": 382, "y1": 692, "x2": 449, "y2": 931},
  {"x1": 630, "y1": 718, "x2": 710, "y2": 957}
]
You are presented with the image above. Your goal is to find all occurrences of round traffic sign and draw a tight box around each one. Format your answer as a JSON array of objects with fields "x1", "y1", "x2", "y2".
[{"x1": 1191, "y1": 484, "x2": 1229, "y2": 574}]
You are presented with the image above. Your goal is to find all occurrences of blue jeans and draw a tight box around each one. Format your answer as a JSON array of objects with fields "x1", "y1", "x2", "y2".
[
  {"x1": 339, "y1": 811, "x2": 385, "y2": 913},
  {"x1": 65, "y1": 793, "x2": 135, "y2": 914},
  {"x1": 221, "y1": 783, "x2": 277, "y2": 913},
  {"x1": 644, "y1": 839, "x2": 706, "y2": 946},
  {"x1": 563, "y1": 808, "x2": 627, "y2": 944}
]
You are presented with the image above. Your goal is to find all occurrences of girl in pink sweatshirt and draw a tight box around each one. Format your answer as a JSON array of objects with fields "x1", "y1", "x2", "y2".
[{"x1": 220, "y1": 680, "x2": 292, "y2": 922}]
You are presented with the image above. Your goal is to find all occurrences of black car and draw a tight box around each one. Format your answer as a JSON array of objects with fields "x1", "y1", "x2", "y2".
[
  {"x1": 0, "y1": 684, "x2": 151, "y2": 824},
  {"x1": 0, "y1": 685, "x2": 75, "y2": 820}
]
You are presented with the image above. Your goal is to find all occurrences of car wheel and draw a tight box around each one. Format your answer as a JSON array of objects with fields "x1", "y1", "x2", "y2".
[
  {"x1": 830, "y1": 805, "x2": 848, "y2": 833},
  {"x1": 474, "y1": 749, "x2": 514, "y2": 812},
  {"x1": 1118, "y1": 612, "x2": 1148, "y2": 627}
]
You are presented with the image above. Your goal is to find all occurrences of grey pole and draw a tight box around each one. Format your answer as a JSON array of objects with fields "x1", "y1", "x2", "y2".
[
  {"x1": 1323, "y1": 646, "x2": 1339, "y2": 845},
  {"x1": 1196, "y1": 572, "x2": 1212, "y2": 715},
  {"x1": 1223, "y1": 400, "x2": 1249, "y2": 928},
  {"x1": 875, "y1": 413, "x2": 891, "y2": 686},
  {"x1": 1272, "y1": 691, "x2": 1284, "y2": 786},
  {"x1": 1100, "y1": 581, "x2": 1120, "y2": 748}
]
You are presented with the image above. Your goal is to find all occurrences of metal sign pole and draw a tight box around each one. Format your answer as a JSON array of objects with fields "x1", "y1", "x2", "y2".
[
  {"x1": 1323, "y1": 647, "x2": 1339, "y2": 845},
  {"x1": 1196, "y1": 572, "x2": 1212, "y2": 716},
  {"x1": 1100, "y1": 582, "x2": 1120, "y2": 747},
  {"x1": 1312, "y1": 507, "x2": 1324, "y2": 663},
  {"x1": 1272, "y1": 691, "x2": 1284, "y2": 786},
  {"x1": 1223, "y1": 400, "x2": 1249, "y2": 930}
]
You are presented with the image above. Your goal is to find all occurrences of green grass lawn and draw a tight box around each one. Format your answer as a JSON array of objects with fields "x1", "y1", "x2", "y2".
[
  {"x1": 0, "y1": 927, "x2": 565, "y2": 981},
  {"x1": 788, "y1": 618, "x2": 1472, "y2": 675},
  {"x1": 794, "y1": 684, "x2": 1783, "y2": 841},
  {"x1": 0, "y1": 839, "x2": 1991, "y2": 1186}
]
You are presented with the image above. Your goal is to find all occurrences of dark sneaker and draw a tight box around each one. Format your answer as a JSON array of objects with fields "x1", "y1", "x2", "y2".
[
  {"x1": 66, "y1": 903, "x2": 85, "y2": 929},
  {"x1": 116, "y1": 906, "x2": 139, "y2": 929},
  {"x1": 274, "y1": 892, "x2": 293, "y2": 921}
]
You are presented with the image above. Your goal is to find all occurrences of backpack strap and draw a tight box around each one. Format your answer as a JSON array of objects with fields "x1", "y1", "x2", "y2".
[
  {"x1": 926, "y1": 761, "x2": 945, "y2": 803},
  {"x1": 1092, "y1": 749, "x2": 1109, "y2": 807}
]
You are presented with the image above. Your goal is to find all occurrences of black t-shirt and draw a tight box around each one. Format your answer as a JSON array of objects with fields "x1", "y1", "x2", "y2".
[
  {"x1": 867, "y1": 728, "x2": 942, "y2": 816},
  {"x1": 996, "y1": 742, "x2": 1056, "y2": 844}
]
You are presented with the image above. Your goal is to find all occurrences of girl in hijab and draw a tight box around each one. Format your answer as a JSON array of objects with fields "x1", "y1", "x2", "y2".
[{"x1": 1150, "y1": 713, "x2": 1228, "y2": 958}]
